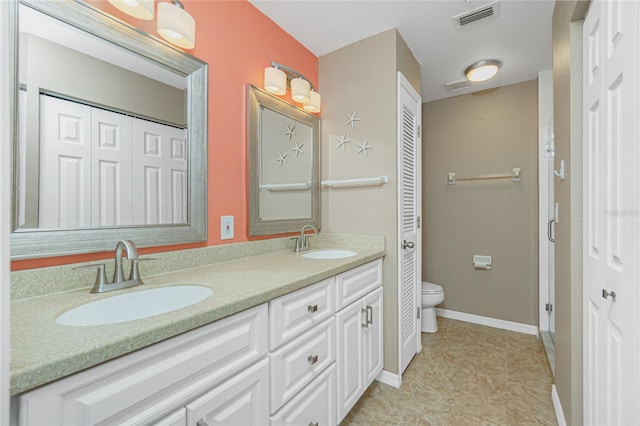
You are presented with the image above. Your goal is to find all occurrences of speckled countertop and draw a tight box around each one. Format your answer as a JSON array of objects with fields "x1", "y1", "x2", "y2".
[{"x1": 11, "y1": 239, "x2": 385, "y2": 396}]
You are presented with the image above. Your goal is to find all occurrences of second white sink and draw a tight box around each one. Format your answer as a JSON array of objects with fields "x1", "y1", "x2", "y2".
[
  {"x1": 56, "y1": 285, "x2": 213, "y2": 326},
  {"x1": 302, "y1": 250, "x2": 357, "y2": 260}
]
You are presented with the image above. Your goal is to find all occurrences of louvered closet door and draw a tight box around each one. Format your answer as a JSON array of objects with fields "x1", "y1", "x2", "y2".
[
  {"x1": 397, "y1": 72, "x2": 422, "y2": 374},
  {"x1": 583, "y1": 1, "x2": 640, "y2": 424}
]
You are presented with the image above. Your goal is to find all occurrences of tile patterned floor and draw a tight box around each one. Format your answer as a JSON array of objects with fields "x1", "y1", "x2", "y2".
[{"x1": 342, "y1": 317, "x2": 557, "y2": 425}]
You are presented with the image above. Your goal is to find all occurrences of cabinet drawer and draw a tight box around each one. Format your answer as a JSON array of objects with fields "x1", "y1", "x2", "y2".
[
  {"x1": 335, "y1": 259, "x2": 382, "y2": 311},
  {"x1": 269, "y1": 278, "x2": 334, "y2": 350},
  {"x1": 19, "y1": 304, "x2": 268, "y2": 426},
  {"x1": 269, "y1": 318, "x2": 335, "y2": 413},
  {"x1": 186, "y1": 358, "x2": 269, "y2": 426},
  {"x1": 270, "y1": 363, "x2": 336, "y2": 426}
]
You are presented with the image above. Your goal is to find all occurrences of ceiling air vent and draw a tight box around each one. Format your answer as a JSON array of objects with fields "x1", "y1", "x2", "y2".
[
  {"x1": 445, "y1": 79, "x2": 472, "y2": 92},
  {"x1": 453, "y1": 1, "x2": 500, "y2": 29}
]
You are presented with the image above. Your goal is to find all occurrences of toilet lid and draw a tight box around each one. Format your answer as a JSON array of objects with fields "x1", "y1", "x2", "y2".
[{"x1": 422, "y1": 282, "x2": 443, "y2": 295}]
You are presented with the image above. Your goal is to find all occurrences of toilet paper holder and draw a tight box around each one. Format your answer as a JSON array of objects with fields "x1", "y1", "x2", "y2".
[{"x1": 473, "y1": 255, "x2": 492, "y2": 270}]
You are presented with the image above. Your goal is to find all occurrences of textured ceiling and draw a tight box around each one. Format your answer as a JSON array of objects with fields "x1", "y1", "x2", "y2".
[{"x1": 249, "y1": 0, "x2": 556, "y2": 102}]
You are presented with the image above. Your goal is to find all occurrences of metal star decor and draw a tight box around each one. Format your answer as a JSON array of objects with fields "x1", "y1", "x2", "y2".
[
  {"x1": 276, "y1": 152, "x2": 288, "y2": 166},
  {"x1": 335, "y1": 133, "x2": 351, "y2": 150},
  {"x1": 345, "y1": 110, "x2": 360, "y2": 128},
  {"x1": 291, "y1": 141, "x2": 304, "y2": 157},
  {"x1": 356, "y1": 139, "x2": 373, "y2": 157},
  {"x1": 284, "y1": 124, "x2": 296, "y2": 140}
]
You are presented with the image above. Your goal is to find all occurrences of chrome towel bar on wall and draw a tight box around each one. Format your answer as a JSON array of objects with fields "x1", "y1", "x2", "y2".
[{"x1": 447, "y1": 168, "x2": 522, "y2": 185}]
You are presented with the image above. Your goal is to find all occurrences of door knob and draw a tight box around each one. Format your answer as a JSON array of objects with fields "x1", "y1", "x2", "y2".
[
  {"x1": 602, "y1": 289, "x2": 617, "y2": 301},
  {"x1": 402, "y1": 240, "x2": 415, "y2": 249}
]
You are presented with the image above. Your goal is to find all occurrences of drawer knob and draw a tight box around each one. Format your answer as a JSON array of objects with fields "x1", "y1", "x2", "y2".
[
  {"x1": 309, "y1": 422, "x2": 319, "y2": 426},
  {"x1": 197, "y1": 420, "x2": 210, "y2": 426},
  {"x1": 308, "y1": 354, "x2": 319, "y2": 365},
  {"x1": 307, "y1": 304, "x2": 318, "y2": 313}
]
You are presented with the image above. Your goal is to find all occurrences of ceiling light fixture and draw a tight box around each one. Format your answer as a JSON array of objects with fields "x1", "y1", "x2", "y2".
[
  {"x1": 465, "y1": 59, "x2": 502, "y2": 82},
  {"x1": 157, "y1": 0, "x2": 196, "y2": 49},
  {"x1": 108, "y1": 0, "x2": 154, "y2": 20},
  {"x1": 264, "y1": 62, "x2": 321, "y2": 113}
]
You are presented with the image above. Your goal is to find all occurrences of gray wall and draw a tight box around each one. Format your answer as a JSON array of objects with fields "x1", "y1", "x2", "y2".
[
  {"x1": 319, "y1": 29, "x2": 420, "y2": 375},
  {"x1": 422, "y1": 80, "x2": 539, "y2": 325},
  {"x1": 552, "y1": 1, "x2": 590, "y2": 424}
]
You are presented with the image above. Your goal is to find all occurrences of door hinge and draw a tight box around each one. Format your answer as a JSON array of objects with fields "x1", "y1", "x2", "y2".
[
  {"x1": 416, "y1": 125, "x2": 421, "y2": 138},
  {"x1": 417, "y1": 306, "x2": 421, "y2": 319},
  {"x1": 417, "y1": 216, "x2": 421, "y2": 228},
  {"x1": 545, "y1": 303, "x2": 553, "y2": 312}
]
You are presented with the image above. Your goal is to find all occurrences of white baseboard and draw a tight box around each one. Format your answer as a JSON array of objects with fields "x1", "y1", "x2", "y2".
[
  {"x1": 376, "y1": 369, "x2": 401, "y2": 388},
  {"x1": 551, "y1": 385, "x2": 566, "y2": 426},
  {"x1": 435, "y1": 308, "x2": 539, "y2": 336}
]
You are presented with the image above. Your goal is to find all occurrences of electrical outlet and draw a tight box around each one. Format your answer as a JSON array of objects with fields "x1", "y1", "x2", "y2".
[{"x1": 221, "y1": 216, "x2": 234, "y2": 240}]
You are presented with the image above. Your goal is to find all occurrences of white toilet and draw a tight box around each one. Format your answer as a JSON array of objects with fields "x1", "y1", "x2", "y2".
[{"x1": 421, "y1": 281, "x2": 444, "y2": 333}]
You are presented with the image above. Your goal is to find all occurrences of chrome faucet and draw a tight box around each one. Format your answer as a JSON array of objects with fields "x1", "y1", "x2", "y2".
[
  {"x1": 113, "y1": 239, "x2": 139, "y2": 284},
  {"x1": 74, "y1": 239, "x2": 148, "y2": 293},
  {"x1": 292, "y1": 225, "x2": 318, "y2": 252}
]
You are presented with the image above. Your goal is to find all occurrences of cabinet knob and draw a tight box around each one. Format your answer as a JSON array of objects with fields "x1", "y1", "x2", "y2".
[
  {"x1": 366, "y1": 305, "x2": 373, "y2": 325},
  {"x1": 308, "y1": 354, "x2": 319, "y2": 365},
  {"x1": 307, "y1": 304, "x2": 318, "y2": 313},
  {"x1": 197, "y1": 420, "x2": 210, "y2": 426},
  {"x1": 309, "y1": 422, "x2": 319, "y2": 426},
  {"x1": 361, "y1": 308, "x2": 369, "y2": 328}
]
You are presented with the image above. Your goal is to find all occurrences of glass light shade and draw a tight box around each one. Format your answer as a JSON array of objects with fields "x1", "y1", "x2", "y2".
[
  {"x1": 264, "y1": 67, "x2": 286, "y2": 95},
  {"x1": 157, "y1": 2, "x2": 196, "y2": 49},
  {"x1": 291, "y1": 77, "x2": 310, "y2": 103},
  {"x1": 108, "y1": 0, "x2": 154, "y2": 20},
  {"x1": 303, "y1": 91, "x2": 321, "y2": 113},
  {"x1": 465, "y1": 60, "x2": 501, "y2": 82}
]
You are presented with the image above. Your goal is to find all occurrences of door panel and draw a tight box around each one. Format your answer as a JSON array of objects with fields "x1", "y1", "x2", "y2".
[{"x1": 397, "y1": 72, "x2": 422, "y2": 374}]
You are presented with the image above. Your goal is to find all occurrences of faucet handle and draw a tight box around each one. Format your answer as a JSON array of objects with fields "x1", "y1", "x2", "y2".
[
  {"x1": 290, "y1": 237, "x2": 302, "y2": 252},
  {"x1": 128, "y1": 257, "x2": 155, "y2": 281},
  {"x1": 73, "y1": 263, "x2": 108, "y2": 293}
]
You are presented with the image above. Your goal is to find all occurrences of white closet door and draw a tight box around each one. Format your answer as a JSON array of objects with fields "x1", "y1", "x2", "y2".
[
  {"x1": 397, "y1": 72, "x2": 422, "y2": 374},
  {"x1": 90, "y1": 107, "x2": 133, "y2": 227},
  {"x1": 39, "y1": 95, "x2": 91, "y2": 228},
  {"x1": 132, "y1": 120, "x2": 187, "y2": 225},
  {"x1": 583, "y1": 1, "x2": 640, "y2": 425}
]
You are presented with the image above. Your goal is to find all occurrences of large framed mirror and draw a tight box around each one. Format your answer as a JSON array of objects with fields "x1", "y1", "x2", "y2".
[
  {"x1": 247, "y1": 85, "x2": 320, "y2": 236},
  {"x1": 9, "y1": 0, "x2": 208, "y2": 259}
]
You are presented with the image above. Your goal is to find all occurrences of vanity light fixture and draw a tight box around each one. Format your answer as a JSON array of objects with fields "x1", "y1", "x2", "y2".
[
  {"x1": 465, "y1": 59, "x2": 502, "y2": 82},
  {"x1": 157, "y1": 0, "x2": 196, "y2": 49},
  {"x1": 107, "y1": 0, "x2": 154, "y2": 20},
  {"x1": 264, "y1": 62, "x2": 321, "y2": 113}
]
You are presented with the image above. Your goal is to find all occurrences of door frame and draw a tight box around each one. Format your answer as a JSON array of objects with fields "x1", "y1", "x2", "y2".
[{"x1": 538, "y1": 69, "x2": 554, "y2": 334}]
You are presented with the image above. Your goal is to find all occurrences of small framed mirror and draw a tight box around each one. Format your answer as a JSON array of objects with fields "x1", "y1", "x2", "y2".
[{"x1": 247, "y1": 85, "x2": 320, "y2": 236}]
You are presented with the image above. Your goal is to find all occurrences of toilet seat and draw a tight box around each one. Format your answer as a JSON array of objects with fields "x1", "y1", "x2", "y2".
[{"x1": 422, "y1": 282, "x2": 443, "y2": 295}]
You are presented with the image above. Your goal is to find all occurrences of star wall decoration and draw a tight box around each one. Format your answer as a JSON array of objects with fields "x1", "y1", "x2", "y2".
[
  {"x1": 345, "y1": 110, "x2": 360, "y2": 128},
  {"x1": 291, "y1": 141, "x2": 304, "y2": 157},
  {"x1": 284, "y1": 124, "x2": 296, "y2": 140},
  {"x1": 276, "y1": 152, "x2": 288, "y2": 166},
  {"x1": 356, "y1": 139, "x2": 373, "y2": 157},
  {"x1": 335, "y1": 133, "x2": 351, "y2": 150}
]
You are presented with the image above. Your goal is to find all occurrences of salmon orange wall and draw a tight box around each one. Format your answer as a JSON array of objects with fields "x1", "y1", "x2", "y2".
[{"x1": 12, "y1": 0, "x2": 318, "y2": 271}]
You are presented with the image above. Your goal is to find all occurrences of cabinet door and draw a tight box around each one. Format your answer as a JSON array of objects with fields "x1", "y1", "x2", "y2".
[
  {"x1": 335, "y1": 300, "x2": 365, "y2": 424},
  {"x1": 363, "y1": 287, "x2": 384, "y2": 387},
  {"x1": 185, "y1": 359, "x2": 269, "y2": 426}
]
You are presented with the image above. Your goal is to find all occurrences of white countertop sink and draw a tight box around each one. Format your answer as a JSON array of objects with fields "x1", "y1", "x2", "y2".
[
  {"x1": 302, "y1": 249, "x2": 358, "y2": 260},
  {"x1": 56, "y1": 285, "x2": 213, "y2": 326}
]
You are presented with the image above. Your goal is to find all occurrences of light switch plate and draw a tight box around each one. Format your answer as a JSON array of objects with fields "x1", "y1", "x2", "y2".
[{"x1": 221, "y1": 216, "x2": 234, "y2": 240}]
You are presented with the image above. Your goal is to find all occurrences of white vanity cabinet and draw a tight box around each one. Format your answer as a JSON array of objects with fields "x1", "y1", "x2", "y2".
[
  {"x1": 18, "y1": 304, "x2": 268, "y2": 426},
  {"x1": 334, "y1": 260, "x2": 383, "y2": 424},
  {"x1": 268, "y1": 278, "x2": 337, "y2": 425}
]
